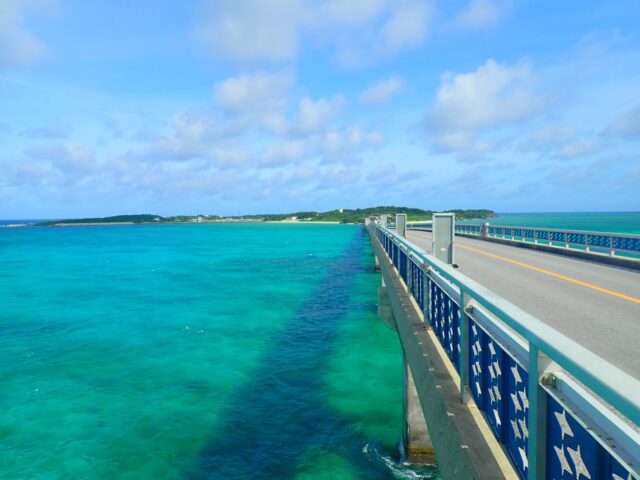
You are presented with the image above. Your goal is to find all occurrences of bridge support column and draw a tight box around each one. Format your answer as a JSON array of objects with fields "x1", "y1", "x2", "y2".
[
  {"x1": 403, "y1": 357, "x2": 435, "y2": 464},
  {"x1": 378, "y1": 278, "x2": 396, "y2": 330}
]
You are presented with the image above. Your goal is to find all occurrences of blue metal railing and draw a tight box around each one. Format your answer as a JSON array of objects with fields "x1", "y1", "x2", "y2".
[
  {"x1": 405, "y1": 221, "x2": 640, "y2": 258},
  {"x1": 456, "y1": 224, "x2": 482, "y2": 235},
  {"x1": 372, "y1": 222, "x2": 640, "y2": 480},
  {"x1": 485, "y1": 225, "x2": 640, "y2": 256},
  {"x1": 406, "y1": 221, "x2": 432, "y2": 232}
]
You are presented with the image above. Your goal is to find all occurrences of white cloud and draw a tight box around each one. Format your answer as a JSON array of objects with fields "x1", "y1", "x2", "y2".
[
  {"x1": 293, "y1": 95, "x2": 344, "y2": 135},
  {"x1": 360, "y1": 76, "x2": 403, "y2": 104},
  {"x1": 517, "y1": 125, "x2": 576, "y2": 152},
  {"x1": 558, "y1": 139, "x2": 603, "y2": 159},
  {"x1": 454, "y1": 0, "x2": 506, "y2": 30},
  {"x1": 517, "y1": 125, "x2": 606, "y2": 159},
  {"x1": 213, "y1": 71, "x2": 293, "y2": 113},
  {"x1": 172, "y1": 110, "x2": 221, "y2": 143},
  {"x1": 0, "y1": 0, "x2": 56, "y2": 69},
  {"x1": 367, "y1": 163, "x2": 396, "y2": 181},
  {"x1": 123, "y1": 85, "x2": 380, "y2": 173},
  {"x1": 197, "y1": 0, "x2": 432, "y2": 66},
  {"x1": 103, "y1": 118, "x2": 124, "y2": 139},
  {"x1": 21, "y1": 121, "x2": 70, "y2": 139},
  {"x1": 429, "y1": 59, "x2": 540, "y2": 131},
  {"x1": 320, "y1": 125, "x2": 384, "y2": 160},
  {"x1": 24, "y1": 143, "x2": 96, "y2": 173},
  {"x1": 316, "y1": 163, "x2": 362, "y2": 189},
  {"x1": 425, "y1": 59, "x2": 543, "y2": 155},
  {"x1": 212, "y1": 71, "x2": 293, "y2": 135},
  {"x1": 607, "y1": 106, "x2": 640, "y2": 140},
  {"x1": 380, "y1": 0, "x2": 432, "y2": 51},
  {"x1": 133, "y1": 110, "x2": 252, "y2": 168},
  {"x1": 329, "y1": 0, "x2": 433, "y2": 67},
  {"x1": 197, "y1": 0, "x2": 304, "y2": 63},
  {"x1": 128, "y1": 111, "x2": 217, "y2": 163},
  {"x1": 9, "y1": 70, "x2": 388, "y2": 206},
  {"x1": 262, "y1": 139, "x2": 310, "y2": 167},
  {"x1": 320, "y1": 0, "x2": 388, "y2": 28},
  {"x1": 260, "y1": 124, "x2": 384, "y2": 166}
]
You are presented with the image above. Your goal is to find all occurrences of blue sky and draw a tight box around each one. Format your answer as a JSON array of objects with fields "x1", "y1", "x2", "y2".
[{"x1": 1, "y1": 0, "x2": 639, "y2": 218}]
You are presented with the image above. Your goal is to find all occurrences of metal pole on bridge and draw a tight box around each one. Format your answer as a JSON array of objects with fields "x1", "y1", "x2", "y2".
[{"x1": 481, "y1": 222, "x2": 489, "y2": 238}]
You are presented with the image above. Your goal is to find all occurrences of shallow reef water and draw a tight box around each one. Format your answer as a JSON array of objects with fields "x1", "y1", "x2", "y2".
[{"x1": 0, "y1": 223, "x2": 440, "y2": 479}]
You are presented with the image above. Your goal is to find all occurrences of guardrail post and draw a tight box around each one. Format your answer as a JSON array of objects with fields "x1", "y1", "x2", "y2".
[
  {"x1": 391, "y1": 238, "x2": 395, "y2": 264},
  {"x1": 422, "y1": 265, "x2": 431, "y2": 324},
  {"x1": 459, "y1": 289, "x2": 471, "y2": 403},
  {"x1": 406, "y1": 248, "x2": 412, "y2": 292},
  {"x1": 610, "y1": 236, "x2": 615, "y2": 256},
  {"x1": 585, "y1": 234, "x2": 590, "y2": 253},
  {"x1": 564, "y1": 232, "x2": 569, "y2": 249},
  {"x1": 527, "y1": 345, "x2": 548, "y2": 480},
  {"x1": 533, "y1": 229, "x2": 538, "y2": 244}
]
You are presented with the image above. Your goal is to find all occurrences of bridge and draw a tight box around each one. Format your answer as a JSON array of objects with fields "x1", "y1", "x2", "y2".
[{"x1": 366, "y1": 214, "x2": 640, "y2": 480}]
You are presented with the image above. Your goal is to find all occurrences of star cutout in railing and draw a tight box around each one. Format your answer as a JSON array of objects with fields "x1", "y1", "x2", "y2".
[
  {"x1": 567, "y1": 445, "x2": 591, "y2": 480},
  {"x1": 554, "y1": 409, "x2": 574, "y2": 441},
  {"x1": 554, "y1": 445, "x2": 573, "y2": 476},
  {"x1": 511, "y1": 419, "x2": 521, "y2": 440},
  {"x1": 511, "y1": 364, "x2": 522, "y2": 385},
  {"x1": 518, "y1": 389, "x2": 529, "y2": 411},
  {"x1": 511, "y1": 392, "x2": 522, "y2": 413},
  {"x1": 518, "y1": 447, "x2": 528, "y2": 471}
]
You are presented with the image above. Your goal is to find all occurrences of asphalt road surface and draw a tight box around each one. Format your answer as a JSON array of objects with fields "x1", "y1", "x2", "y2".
[{"x1": 406, "y1": 230, "x2": 640, "y2": 378}]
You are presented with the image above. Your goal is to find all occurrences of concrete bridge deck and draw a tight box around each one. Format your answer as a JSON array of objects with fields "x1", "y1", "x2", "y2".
[{"x1": 406, "y1": 230, "x2": 640, "y2": 379}]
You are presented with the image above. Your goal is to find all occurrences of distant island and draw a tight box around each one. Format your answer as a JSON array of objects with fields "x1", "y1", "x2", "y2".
[{"x1": 34, "y1": 207, "x2": 496, "y2": 227}]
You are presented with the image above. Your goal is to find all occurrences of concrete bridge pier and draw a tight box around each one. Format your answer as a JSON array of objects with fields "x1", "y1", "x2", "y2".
[
  {"x1": 403, "y1": 358, "x2": 435, "y2": 463},
  {"x1": 377, "y1": 277, "x2": 395, "y2": 330},
  {"x1": 377, "y1": 274, "x2": 435, "y2": 464}
]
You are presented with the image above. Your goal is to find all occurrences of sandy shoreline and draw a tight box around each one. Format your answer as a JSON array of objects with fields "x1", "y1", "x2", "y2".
[
  {"x1": 4, "y1": 220, "x2": 351, "y2": 228},
  {"x1": 264, "y1": 220, "x2": 342, "y2": 224}
]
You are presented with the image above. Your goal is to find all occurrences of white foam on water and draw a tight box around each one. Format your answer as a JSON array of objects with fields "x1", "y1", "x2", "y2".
[{"x1": 363, "y1": 443, "x2": 435, "y2": 480}]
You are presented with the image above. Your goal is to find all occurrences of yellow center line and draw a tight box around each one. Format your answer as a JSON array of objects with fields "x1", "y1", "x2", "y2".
[{"x1": 457, "y1": 243, "x2": 640, "y2": 305}]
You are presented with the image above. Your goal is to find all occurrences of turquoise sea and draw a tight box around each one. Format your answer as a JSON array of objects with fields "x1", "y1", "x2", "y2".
[
  {"x1": 460, "y1": 211, "x2": 640, "y2": 234},
  {"x1": 0, "y1": 223, "x2": 436, "y2": 480}
]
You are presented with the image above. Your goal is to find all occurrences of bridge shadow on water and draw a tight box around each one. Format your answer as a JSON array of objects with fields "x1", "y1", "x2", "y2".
[{"x1": 186, "y1": 230, "x2": 432, "y2": 479}]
